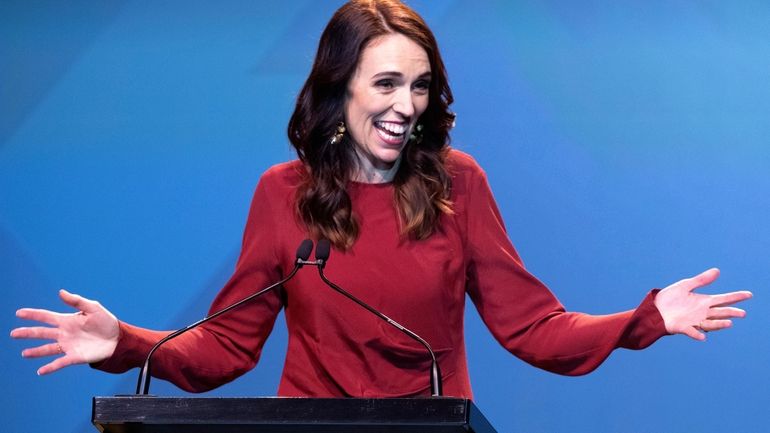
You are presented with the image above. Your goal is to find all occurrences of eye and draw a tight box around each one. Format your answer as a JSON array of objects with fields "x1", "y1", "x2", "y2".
[
  {"x1": 375, "y1": 79, "x2": 395, "y2": 89},
  {"x1": 413, "y1": 79, "x2": 430, "y2": 93}
]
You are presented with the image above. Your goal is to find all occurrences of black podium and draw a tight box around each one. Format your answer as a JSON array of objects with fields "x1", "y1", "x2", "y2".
[{"x1": 92, "y1": 396, "x2": 497, "y2": 432}]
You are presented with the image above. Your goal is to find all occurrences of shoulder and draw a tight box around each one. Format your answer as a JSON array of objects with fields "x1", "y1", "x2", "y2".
[
  {"x1": 446, "y1": 148, "x2": 489, "y2": 196},
  {"x1": 248, "y1": 160, "x2": 306, "y2": 210},
  {"x1": 257, "y1": 160, "x2": 306, "y2": 192},
  {"x1": 446, "y1": 148, "x2": 487, "y2": 179}
]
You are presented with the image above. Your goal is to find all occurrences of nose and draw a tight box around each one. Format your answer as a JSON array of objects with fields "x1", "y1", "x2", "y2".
[{"x1": 392, "y1": 88, "x2": 415, "y2": 119}]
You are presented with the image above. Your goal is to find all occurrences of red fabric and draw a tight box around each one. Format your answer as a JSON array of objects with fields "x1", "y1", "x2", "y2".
[{"x1": 94, "y1": 150, "x2": 668, "y2": 397}]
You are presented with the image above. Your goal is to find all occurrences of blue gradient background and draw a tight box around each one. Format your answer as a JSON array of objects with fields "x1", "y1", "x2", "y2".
[{"x1": 3, "y1": 1, "x2": 768, "y2": 432}]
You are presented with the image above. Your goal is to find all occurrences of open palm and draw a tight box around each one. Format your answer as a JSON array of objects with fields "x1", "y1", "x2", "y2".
[
  {"x1": 11, "y1": 289, "x2": 119, "y2": 375},
  {"x1": 654, "y1": 268, "x2": 752, "y2": 340}
]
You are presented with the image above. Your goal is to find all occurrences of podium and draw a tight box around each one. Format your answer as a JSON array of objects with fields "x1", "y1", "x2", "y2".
[{"x1": 92, "y1": 396, "x2": 498, "y2": 432}]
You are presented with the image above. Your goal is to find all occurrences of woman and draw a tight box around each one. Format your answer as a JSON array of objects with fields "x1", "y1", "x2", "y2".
[{"x1": 11, "y1": 0, "x2": 750, "y2": 398}]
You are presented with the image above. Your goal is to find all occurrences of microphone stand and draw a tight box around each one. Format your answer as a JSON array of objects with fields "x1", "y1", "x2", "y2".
[
  {"x1": 133, "y1": 239, "x2": 443, "y2": 397},
  {"x1": 313, "y1": 240, "x2": 443, "y2": 397},
  {"x1": 135, "y1": 240, "x2": 313, "y2": 395}
]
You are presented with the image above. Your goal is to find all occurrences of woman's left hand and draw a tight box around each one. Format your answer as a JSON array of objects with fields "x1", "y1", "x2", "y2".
[{"x1": 654, "y1": 268, "x2": 752, "y2": 340}]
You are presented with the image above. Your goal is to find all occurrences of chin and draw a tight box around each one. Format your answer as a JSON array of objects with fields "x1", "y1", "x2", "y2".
[{"x1": 374, "y1": 149, "x2": 403, "y2": 166}]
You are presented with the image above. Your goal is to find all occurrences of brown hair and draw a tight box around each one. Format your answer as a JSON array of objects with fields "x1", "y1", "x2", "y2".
[{"x1": 287, "y1": 0, "x2": 455, "y2": 250}]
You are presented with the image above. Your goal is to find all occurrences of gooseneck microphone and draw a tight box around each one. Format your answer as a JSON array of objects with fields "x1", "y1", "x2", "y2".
[
  {"x1": 314, "y1": 239, "x2": 444, "y2": 397},
  {"x1": 134, "y1": 239, "x2": 314, "y2": 395}
]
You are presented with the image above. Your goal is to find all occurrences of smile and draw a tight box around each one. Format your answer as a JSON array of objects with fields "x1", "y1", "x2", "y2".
[{"x1": 374, "y1": 121, "x2": 407, "y2": 145}]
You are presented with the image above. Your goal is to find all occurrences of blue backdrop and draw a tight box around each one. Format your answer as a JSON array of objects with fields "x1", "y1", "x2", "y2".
[{"x1": 3, "y1": 1, "x2": 768, "y2": 432}]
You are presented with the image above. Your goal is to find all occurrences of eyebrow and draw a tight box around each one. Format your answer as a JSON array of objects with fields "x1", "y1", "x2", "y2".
[{"x1": 371, "y1": 71, "x2": 432, "y2": 80}]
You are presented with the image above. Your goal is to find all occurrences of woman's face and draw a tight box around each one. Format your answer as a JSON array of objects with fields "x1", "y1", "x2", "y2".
[{"x1": 344, "y1": 33, "x2": 431, "y2": 172}]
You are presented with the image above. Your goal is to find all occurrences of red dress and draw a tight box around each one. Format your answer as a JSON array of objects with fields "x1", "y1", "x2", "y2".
[{"x1": 94, "y1": 150, "x2": 667, "y2": 398}]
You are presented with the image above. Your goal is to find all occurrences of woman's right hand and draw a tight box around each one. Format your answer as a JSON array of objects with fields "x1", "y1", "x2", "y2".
[{"x1": 10, "y1": 289, "x2": 119, "y2": 375}]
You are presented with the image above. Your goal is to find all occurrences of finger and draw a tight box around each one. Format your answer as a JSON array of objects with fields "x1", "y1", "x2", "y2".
[
  {"x1": 10, "y1": 326, "x2": 59, "y2": 340},
  {"x1": 38, "y1": 356, "x2": 78, "y2": 376},
  {"x1": 711, "y1": 290, "x2": 753, "y2": 307},
  {"x1": 59, "y1": 289, "x2": 101, "y2": 314},
  {"x1": 700, "y1": 319, "x2": 732, "y2": 332},
  {"x1": 707, "y1": 306, "x2": 746, "y2": 319},
  {"x1": 15, "y1": 308, "x2": 62, "y2": 326},
  {"x1": 684, "y1": 268, "x2": 720, "y2": 292},
  {"x1": 682, "y1": 326, "x2": 706, "y2": 341},
  {"x1": 21, "y1": 342, "x2": 62, "y2": 359}
]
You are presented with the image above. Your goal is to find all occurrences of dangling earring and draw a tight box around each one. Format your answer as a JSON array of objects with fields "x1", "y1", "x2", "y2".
[
  {"x1": 329, "y1": 121, "x2": 346, "y2": 145},
  {"x1": 409, "y1": 124, "x2": 424, "y2": 144}
]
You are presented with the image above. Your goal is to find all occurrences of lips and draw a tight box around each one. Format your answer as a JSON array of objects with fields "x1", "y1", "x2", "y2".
[{"x1": 374, "y1": 121, "x2": 408, "y2": 146}]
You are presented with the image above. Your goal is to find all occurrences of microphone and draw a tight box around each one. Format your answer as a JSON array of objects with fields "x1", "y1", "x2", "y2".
[
  {"x1": 135, "y1": 239, "x2": 314, "y2": 395},
  {"x1": 313, "y1": 239, "x2": 443, "y2": 397}
]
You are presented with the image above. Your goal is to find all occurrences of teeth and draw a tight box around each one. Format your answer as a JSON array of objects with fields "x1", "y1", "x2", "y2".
[
  {"x1": 377, "y1": 128, "x2": 402, "y2": 141},
  {"x1": 376, "y1": 121, "x2": 406, "y2": 135}
]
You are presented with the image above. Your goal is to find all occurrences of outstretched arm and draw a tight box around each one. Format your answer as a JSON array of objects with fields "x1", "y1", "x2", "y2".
[
  {"x1": 11, "y1": 172, "x2": 289, "y2": 392},
  {"x1": 654, "y1": 268, "x2": 752, "y2": 341},
  {"x1": 11, "y1": 289, "x2": 119, "y2": 375},
  {"x1": 458, "y1": 154, "x2": 752, "y2": 376}
]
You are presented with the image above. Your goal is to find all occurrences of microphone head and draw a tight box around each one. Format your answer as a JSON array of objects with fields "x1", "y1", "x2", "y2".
[
  {"x1": 296, "y1": 239, "x2": 313, "y2": 261},
  {"x1": 315, "y1": 239, "x2": 331, "y2": 262}
]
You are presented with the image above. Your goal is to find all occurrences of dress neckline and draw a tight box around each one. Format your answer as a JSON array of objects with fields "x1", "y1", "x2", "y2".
[{"x1": 347, "y1": 180, "x2": 394, "y2": 189}]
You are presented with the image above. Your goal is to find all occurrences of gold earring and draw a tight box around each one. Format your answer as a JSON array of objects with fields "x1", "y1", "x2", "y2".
[
  {"x1": 409, "y1": 124, "x2": 423, "y2": 144},
  {"x1": 330, "y1": 121, "x2": 346, "y2": 145}
]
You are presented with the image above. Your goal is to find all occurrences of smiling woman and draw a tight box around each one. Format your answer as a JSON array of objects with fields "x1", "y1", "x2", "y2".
[
  {"x1": 11, "y1": 0, "x2": 752, "y2": 406},
  {"x1": 288, "y1": 0, "x2": 455, "y2": 250},
  {"x1": 345, "y1": 33, "x2": 431, "y2": 175}
]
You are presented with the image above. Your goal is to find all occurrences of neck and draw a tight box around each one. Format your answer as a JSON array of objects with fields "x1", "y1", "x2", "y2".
[{"x1": 352, "y1": 149, "x2": 401, "y2": 184}]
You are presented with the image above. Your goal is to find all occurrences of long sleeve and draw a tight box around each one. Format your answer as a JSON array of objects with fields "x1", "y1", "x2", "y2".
[
  {"x1": 93, "y1": 170, "x2": 287, "y2": 392},
  {"x1": 93, "y1": 152, "x2": 669, "y2": 397},
  {"x1": 460, "y1": 158, "x2": 668, "y2": 376}
]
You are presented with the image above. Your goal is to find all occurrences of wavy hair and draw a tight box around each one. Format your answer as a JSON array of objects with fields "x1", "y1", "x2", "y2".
[{"x1": 287, "y1": 0, "x2": 455, "y2": 250}]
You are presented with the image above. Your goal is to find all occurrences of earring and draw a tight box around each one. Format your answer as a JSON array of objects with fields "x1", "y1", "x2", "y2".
[
  {"x1": 329, "y1": 121, "x2": 346, "y2": 145},
  {"x1": 409, "y1": 124, "x2": 424, "y2": 144}
]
